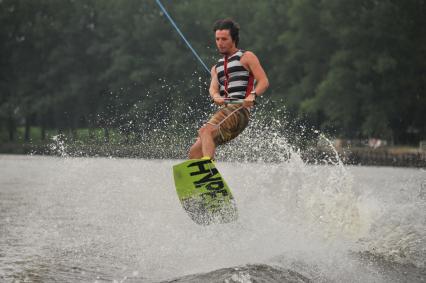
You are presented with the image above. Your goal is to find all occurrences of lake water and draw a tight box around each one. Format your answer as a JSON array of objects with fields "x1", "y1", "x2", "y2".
[{"x1": 0, "y1": 154, "x2": 425, "y2": 282}]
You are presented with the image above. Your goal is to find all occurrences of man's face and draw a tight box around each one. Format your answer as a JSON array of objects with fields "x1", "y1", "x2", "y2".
[{"x1": 215, "y1": 29, "x2": 235, "y2": 55}]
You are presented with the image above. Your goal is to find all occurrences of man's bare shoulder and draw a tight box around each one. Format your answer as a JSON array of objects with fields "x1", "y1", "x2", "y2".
[
  {"x1": 241, "y1": 51, "x2": 259, "y2": 63},
  {"x1": 242, "y1": 50, "x2": 256, "y2": 56}
]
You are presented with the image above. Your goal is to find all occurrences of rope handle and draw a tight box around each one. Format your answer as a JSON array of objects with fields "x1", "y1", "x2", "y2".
[{"x1": 224, "y1": 98, "x2": 244, "y2": 104}]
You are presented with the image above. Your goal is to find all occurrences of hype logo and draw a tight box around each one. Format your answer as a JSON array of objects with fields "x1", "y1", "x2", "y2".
[{"x1": 188, "y1": 159, "x2": 228, "y2": 200}]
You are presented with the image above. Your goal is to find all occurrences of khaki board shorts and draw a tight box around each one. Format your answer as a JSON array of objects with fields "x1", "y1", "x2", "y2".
[{"x1": 207, "y1": 104, "x2": 250, "y2": 145}]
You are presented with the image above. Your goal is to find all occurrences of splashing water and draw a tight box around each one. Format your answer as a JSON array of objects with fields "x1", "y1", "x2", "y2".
[
  {"x1": 49, "y1": 134, "x2": 69, "y2": 157},
  {"x1": 19, "y1": 87, "x2": 424, "y2": 282},
  {"x1": 1, "y1": 148, "x2": 424, "y2": 282},
  {"x1": 44, "y1": 93, "x2": 424, "y2": 265}
]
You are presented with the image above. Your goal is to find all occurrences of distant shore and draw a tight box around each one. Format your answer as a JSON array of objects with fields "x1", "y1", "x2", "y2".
[
  {"x1": 304, "y1": 147, "x2": 426, "y2": 168},
  {"x1": 1, "y1": 142, "x2": 425, "y2": 168}
]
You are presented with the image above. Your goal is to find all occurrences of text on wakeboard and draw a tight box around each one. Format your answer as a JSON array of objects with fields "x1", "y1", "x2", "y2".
[{"x1": 188, "y1": 160, "x2": 228, "y2": 198}]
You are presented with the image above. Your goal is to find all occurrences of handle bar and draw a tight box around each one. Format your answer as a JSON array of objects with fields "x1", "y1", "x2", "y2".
[
  {"x1": 224, "y1": 98, "x2": 245, "y2": 104},
  {"x1": 223, "y1": 98, "x2": 257, "y2": 105}
]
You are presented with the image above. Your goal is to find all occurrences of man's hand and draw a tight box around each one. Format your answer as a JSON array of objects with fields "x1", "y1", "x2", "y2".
[
  {"x1": 213, "y1": 96, "x2": 225, "y2": 106},
  {"x1": 243, "y1": 93, "x2": 256, "y2": 108}
]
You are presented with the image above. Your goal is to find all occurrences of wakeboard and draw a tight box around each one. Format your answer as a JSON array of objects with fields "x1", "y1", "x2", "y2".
[{"x1": 173, "y1": 158, "x2": 238, "y2": 225}]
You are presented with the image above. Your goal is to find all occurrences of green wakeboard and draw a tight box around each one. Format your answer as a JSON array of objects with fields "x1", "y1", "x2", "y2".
[{"x1": 173, "y1": 158, "x2": 238, "y2": 225}]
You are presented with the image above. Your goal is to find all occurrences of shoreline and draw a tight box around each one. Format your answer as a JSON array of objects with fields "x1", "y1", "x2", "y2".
[{"x1": 1, "y1": 142, "x2": 425, "y2": 168}]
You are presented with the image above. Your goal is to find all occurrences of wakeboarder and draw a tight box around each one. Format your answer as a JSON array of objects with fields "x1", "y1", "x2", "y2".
[{"x1": 188, "y1": 18, "x2": 269, "y2": 160}]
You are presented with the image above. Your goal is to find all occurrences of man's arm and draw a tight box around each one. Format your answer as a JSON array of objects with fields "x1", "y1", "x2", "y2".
[
  {"x1": 209, "y1": 66, "x2": 225, "y2": 105},
  {"x1": 241, "y1": 51, "x2": 269, "y2": 96}
]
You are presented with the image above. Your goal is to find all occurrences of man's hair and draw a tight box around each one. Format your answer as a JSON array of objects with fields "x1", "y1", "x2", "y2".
[{"x1": 213, "y1": 18, "x2": 240, "y2": 46}]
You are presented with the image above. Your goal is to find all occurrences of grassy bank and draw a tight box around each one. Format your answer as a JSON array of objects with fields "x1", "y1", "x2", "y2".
[{"x1": 2, "y1": 126, "x2": 425, "y2": 167}]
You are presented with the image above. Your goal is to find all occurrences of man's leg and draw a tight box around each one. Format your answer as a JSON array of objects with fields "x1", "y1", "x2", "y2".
[
  {"x1": 188, "y1": 124, "x2": 218, "y2": 159},
  {"x1": 188, "y1": 137, "x2": 203, "y2": 159},
  {"x1": 199, "y1": 124, "x2": 219, "y2": 159},
  {"x1": 188, "y1": 105, "x2": 247, "y2": 160}
]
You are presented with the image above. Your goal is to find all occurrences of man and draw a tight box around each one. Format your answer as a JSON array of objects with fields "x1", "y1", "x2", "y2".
[{"x1": 188, "y1": 18, "x2": 269, "y2": 160}]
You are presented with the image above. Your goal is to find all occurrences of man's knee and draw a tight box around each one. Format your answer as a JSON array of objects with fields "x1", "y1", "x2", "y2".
[
  {"x1": 198, "y1": 124, "x2": 217, "y2": 137},
  {"x1": 190, "y1": 138, "x2": 201, "y2": 150}
]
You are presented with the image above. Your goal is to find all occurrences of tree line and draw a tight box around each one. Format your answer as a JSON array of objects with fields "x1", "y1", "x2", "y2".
[{"x1": 1, "y1": 0, "x2": 425, "y2": 145}]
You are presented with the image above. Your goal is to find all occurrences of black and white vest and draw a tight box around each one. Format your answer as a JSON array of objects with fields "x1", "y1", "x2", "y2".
[{"x1": 215, "y1": 50, "x2": 254, "y2": 99}]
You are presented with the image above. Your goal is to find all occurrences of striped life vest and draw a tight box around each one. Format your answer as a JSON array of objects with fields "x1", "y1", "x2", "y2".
[{"x1": 215, "y1": 50, "x2": 255, "y2": 99}]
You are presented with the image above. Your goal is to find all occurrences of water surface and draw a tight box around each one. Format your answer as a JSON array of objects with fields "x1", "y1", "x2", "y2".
[{"x1": 0, "y1": 155, "x2": 425, "y2": 282}]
